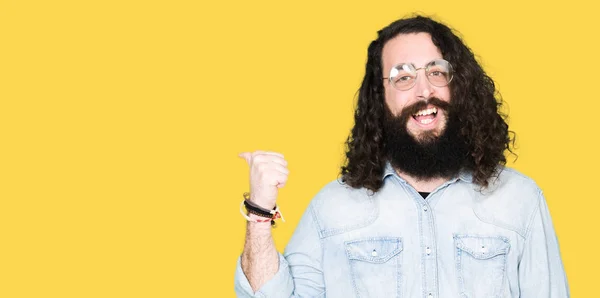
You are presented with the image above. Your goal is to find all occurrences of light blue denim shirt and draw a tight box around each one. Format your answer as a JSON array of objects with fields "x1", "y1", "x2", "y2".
[{"x1": 234, "y1": 163, "x2": 569, "y2": 297}]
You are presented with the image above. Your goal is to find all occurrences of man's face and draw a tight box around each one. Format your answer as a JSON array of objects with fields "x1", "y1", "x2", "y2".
[
  {"x1": 381, "y1": 33, "x2": 467, "y2": 180},
  {"x1": 382, "y1": 33, "x2": 451, "y2": 142}
]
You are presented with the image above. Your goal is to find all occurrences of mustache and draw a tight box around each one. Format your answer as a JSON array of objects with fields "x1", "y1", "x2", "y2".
[{"x1": 399, "y1": 97, "x2": 451, "y2": 120}]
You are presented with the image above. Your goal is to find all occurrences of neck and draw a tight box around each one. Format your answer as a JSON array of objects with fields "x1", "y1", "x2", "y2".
[{"x1": 395, "y1": 169, "x2": 450, "y2": 192}]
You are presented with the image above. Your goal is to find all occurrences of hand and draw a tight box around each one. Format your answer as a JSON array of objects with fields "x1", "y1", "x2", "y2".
[{"x1": 239, "y1": 151, "x2": 289, "y2": 209}]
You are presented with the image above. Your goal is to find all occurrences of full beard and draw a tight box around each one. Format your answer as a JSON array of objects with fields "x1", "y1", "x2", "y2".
[{"x1": 383, "y1": 98, "x2": 469, "y2": 181}]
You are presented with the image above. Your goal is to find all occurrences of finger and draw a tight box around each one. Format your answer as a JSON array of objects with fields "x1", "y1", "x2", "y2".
[
  {"x1": 263, "y1": 170, "x2": 288, "y2": 185},
  {"x1": 253, "y1": 154, "x2": 288, "y2": 167},
  {"x1": 255, "y1": 162, "x2": 288, "y2": 176},
  {"x1": 272, "y1": 172, "x2": 288, "y2": 186},
  {"x1": 269, "y1": 156, "x2": 288, "y2": 167},
  {"x1": 253, "y1": 151, "x2": 284, "y2": 158},
  {"x1": 238, "y1": 152, "x2": 252, "y2": 164},
  {"x1": 272, "y1": 164, "x2": 289, "y2": 175}
]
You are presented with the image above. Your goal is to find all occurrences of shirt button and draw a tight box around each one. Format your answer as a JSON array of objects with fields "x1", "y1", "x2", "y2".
[
  {"x1": 428, "y1": 294, "x2": 433, "y2": 298},
  {"x1": 371, "y1": 249, "x2": 378, "y2": 257},
  {"x1": 425, "y1": 247, "x2": 432, "y2": 255},
  {"x1": 422, "y1": 205, "x2": 428, "y2": 212}
]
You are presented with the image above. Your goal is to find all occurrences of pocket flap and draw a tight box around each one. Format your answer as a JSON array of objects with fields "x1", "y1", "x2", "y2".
[
  {"x1": 345, "y1": 237, "x2": 403, "y2": 263},
  {"x1": 454, "y1": 235, "x2": 510, "y2": 259}
]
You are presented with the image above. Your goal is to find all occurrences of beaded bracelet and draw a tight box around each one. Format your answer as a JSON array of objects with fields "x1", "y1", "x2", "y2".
[
  {"x1": 239, "y1": 192, "x2": 285, "y2": 225},
  {"x1": 239, "y1": 201, "x2": 284, "y2": 225}
]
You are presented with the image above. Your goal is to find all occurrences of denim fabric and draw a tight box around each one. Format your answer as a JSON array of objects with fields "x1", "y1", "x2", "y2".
[{"x1": 234, "y1": 163, "x2": 569, "y2": 297}]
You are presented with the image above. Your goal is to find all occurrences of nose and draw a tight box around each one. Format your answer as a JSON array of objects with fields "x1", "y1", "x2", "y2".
[{"x1": 414, "y1": 69, "x2": 434, "y2": 99}]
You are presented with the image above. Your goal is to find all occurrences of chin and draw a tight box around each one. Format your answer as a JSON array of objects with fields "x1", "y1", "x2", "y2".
[{"x1": 408, "y1": 124, "x2": 447, "y2": 143}]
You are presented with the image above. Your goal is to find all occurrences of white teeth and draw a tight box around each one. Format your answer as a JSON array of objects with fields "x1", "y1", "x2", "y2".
[
  {"x1": 414, "y1": 107, "x2": 438, "y2": 116},
  {"x1": 420, "y1": 118, "x2": 434, "y2": 124}
]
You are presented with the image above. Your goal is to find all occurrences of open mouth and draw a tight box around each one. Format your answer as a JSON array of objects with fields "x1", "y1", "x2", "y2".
[{"x1": 412, "y1": 107, "x2": 438, "y2": 125}]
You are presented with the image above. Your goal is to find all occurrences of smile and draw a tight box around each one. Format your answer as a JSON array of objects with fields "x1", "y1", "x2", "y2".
[{"x1": 412, "y1": 107, "x2": 438, "y2": 125}]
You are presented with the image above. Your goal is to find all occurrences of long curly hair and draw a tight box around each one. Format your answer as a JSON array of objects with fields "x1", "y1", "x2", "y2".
[{"x1": 341, "y1": 15, "x2": 515, "y2": 192}]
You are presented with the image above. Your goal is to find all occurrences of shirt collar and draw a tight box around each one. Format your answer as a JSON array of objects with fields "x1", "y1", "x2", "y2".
[
  {"x1": 383, "y1": 161, "x2": 397, "y2": 179},
  {"x1": 383, "y1": 161, "x2": 474, "y2": 184}
]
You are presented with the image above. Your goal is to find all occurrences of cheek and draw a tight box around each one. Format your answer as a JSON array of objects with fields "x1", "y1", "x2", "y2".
[
  {"x1": 438, "y1": 87, "x2": 451, "y2": 103},
  {"x1": 385, "y1": 88, "x2": 411, "y2": 115}
]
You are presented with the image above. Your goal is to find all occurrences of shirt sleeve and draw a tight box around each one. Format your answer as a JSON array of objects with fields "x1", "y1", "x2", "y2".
[
  {"x1": 234, "y1": 203, "x2": 326, "y2": 297},
  {"x1": 518, "y1": 190, "x2": 570, "y2": 297}
]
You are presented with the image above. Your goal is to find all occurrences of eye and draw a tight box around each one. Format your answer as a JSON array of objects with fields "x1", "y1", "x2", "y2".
[
  {"x1": 397, "y1": 75, "x2": 413, "y2": 82},
  {"x1": 429, "y1": 71, "x2": 445, "y2": 77}
]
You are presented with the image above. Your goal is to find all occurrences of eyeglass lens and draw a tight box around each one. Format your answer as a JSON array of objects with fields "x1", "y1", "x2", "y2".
[{"x1": 389, "y1": 59, "x2": 453, "y2": 90}]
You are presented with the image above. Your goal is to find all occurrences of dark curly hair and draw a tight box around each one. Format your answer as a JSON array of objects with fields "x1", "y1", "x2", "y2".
[{"x1": 341, "y1": 15, "x2": 515, "y2": 192}]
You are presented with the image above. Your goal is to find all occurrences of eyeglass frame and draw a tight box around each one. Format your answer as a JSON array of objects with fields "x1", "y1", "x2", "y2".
[{"x1": 382, "y1": 59, "x2": 454, "y2": 91}]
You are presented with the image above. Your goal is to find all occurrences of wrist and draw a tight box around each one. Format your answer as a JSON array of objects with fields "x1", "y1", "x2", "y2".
[
  {"x1": 240, "y1": 193, "x2": 285, "y2": 227},
  {"x1": 246, "y1": 193, "x2": 276, "y2": 210},
  {"x1": 246, "y1": 214, "x2": 274, "y2": 232}
]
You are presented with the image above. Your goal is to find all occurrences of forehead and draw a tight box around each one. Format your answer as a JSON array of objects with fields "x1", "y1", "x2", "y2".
[{"x1": 381, "y1": 33, "x2": 443, "y2": 71}]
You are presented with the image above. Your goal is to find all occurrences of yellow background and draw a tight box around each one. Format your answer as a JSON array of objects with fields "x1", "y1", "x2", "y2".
[{"x1": 0, "y1": 0, "x2": 596, "y2": 297}]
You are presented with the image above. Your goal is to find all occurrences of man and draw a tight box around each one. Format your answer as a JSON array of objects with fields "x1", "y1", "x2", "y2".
[{"x1": 234, "y1": 15, "x2": 569, "y2": 297}]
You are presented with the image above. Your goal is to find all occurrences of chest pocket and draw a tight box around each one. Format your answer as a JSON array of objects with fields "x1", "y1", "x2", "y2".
[
  {"x1": 345, "y1": 237, "x2": 402, "y2": 298},
  {"x1": 454, "y1": 235, "x2": 510, "y2": 298}
]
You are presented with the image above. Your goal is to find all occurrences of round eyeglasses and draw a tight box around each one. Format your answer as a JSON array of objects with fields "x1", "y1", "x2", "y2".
[{"x1": 383, "y1": 59, "x2": 454, "y2": 91}]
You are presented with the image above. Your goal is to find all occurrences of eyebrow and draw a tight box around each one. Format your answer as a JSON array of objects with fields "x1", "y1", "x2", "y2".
[{"x1": 392, "y1": 59, "x2": 441, "y2": 66}]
